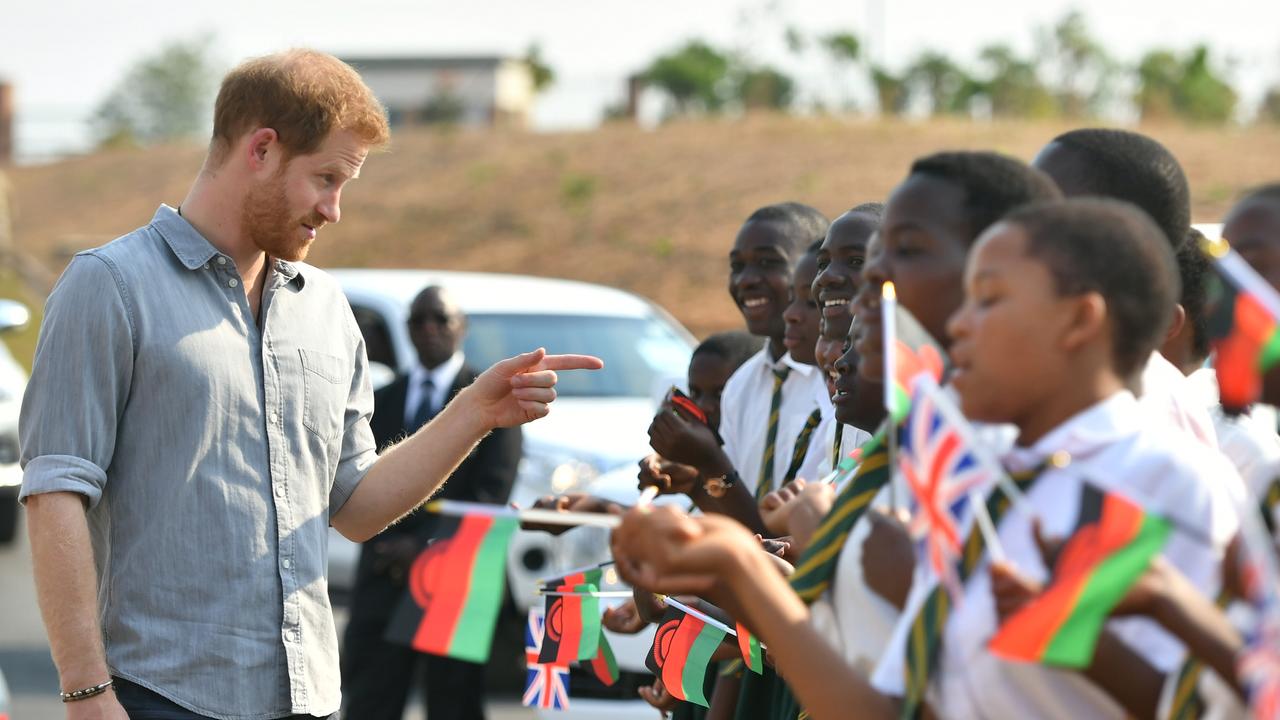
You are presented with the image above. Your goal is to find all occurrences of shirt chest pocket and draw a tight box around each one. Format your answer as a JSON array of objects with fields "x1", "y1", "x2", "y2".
[{"x1": 299, "y1": 348, "x2": 350, "y2": 441}]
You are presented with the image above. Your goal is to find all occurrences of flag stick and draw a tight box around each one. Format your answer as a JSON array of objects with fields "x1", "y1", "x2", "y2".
[
  {"x1": 968, "y1": 488, "x2": 1007, "y2": 563},
  {"x1": 427, "y1": 499, "x2": 622, "y2": 529},
  {"x1": 535, "y1": 560, "x2": 615, "y2": 587},
  {"x1": 538, "y1": 590, "x2": 634, "y2": 598},
  {"x1": 882, "y1": 282, "x2": 899, "y2": 510},
  {"x1": 659, "y1": 595, "x2": 737, "y2": 637},
  {"x1": 637, "y1": 485, "x2": 659, "y2": 507}
]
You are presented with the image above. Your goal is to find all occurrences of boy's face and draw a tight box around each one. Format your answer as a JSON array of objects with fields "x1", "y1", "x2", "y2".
[
  {"x1": 1224, "y1": 197, "x2": 1280, "y2": 405},
  {"x1": 729, "y1": 220, "x2": 797, "y2": 343},
  {"x1": 832, "y1": 314, "x2": 886, "y2": 429},
  {"x1": 814, "y1": 212, "x2": 876, "y2": 342},
  {"x1": 853, "y1": 174, "x2": 970, "y2": 384},
  {"x1": 948, "y1": 222, "x2": 1077, "y2": 428},
  {"x1": 815, "y1": 334, "x2": 843, "y2": 399},
  {"x1": 783, "y1": 252, "x2": 821, "y2": 365},
  {"x1": 687, "y1": 352, "x2": 736, "y2": 431}
]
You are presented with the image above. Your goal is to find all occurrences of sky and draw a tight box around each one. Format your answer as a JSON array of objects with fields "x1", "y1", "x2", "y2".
[{"x1": 3, "y1": 0, "x2": 1279, "y2": 161}]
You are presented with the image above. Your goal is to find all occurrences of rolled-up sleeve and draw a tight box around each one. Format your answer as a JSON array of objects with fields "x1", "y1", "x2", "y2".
[
  {"x1": 328, "y1": 306, "x2": 378, "y2": 515},
  {"x1": 20, "y1": 253, "x2": 135, "y2": 509}
]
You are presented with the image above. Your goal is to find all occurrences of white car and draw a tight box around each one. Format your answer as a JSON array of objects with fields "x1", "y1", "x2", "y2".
[
  {"x1": 0, "y1": 299, "x2": 31, "y2": 545},
  {"x1": 330, "y1": 269, "x2": 693, "y2": 716}
]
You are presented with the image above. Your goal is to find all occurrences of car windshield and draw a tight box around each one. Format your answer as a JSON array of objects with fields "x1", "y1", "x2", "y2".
[{"x1": 463, "y1": 314, "x2": 692, "y2": 398}]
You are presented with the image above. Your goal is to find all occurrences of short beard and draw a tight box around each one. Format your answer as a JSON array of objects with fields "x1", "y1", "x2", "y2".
[{"x1": 242, "y1": 169, "x2": 310, "y2": 263}]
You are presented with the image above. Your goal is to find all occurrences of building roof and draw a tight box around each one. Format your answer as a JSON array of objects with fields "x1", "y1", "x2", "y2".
[{"x1": 339, "y1": 55, "x2": 518, "y2": 71}]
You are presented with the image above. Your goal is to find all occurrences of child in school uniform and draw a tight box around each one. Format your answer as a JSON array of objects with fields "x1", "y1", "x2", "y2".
[
  {"x1": 647, "y1": 203, "x2": 831, "y2": 532},
  {"x1": 610, "y1": 197, "x2": 1242, "y2": 720},
  {"x1": 1033, "y1": 127, "x2": 1219, "y2": 448}
]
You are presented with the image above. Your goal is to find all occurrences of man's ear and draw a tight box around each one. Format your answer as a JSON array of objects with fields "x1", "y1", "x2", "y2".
[
  {"x1": 244, "y1": 128, "x2": 280, "y2": 173},
  {"x1": 1058, "y1": 292, "x2": 1107, "y2": 354}
]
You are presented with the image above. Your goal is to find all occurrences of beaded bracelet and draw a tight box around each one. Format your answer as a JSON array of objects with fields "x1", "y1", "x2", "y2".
[{"x1": 60, "y1": 679, "x2": 114, "y2": 702}]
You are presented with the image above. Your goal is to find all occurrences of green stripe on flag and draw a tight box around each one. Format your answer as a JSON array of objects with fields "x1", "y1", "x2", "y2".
[
  {"x1": 1261, "y1": 329, "x2": 1280, "y2": 371},
  {"x1": 446, "y1": 517, "x2": 518, "y2": 662},
  {"x1": 1041, "y1": 514, "x2": 1171, "y2": 665},
  {"x1": 574, "y1": 583, "x2": 602, "y2": 660},
  {"x1": 681, "y1": 622, "x2": 727, "y2": 707}
]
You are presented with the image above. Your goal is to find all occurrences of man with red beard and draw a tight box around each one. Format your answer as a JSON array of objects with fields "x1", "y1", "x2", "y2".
[{"x1": 18, "y1": 50, "x2": 600, "y2": 720}]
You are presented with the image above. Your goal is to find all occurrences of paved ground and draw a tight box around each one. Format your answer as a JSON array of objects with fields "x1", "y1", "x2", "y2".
[{"x1": 0, "y1": 511, "x2": 539, "y2": 719}]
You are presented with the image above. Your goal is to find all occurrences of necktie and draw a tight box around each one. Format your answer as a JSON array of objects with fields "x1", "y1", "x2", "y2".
[
  {"x1": 782, "y1": 408, "x2": 824, "y2": 487},
  {"x1": 756, "y1": 367, "x2": 792, "y2": 499},
  {"x1": 1167, "y1": 588, "x2": 1234, "y2": 719},
  {"x1": 899, "y1": 465, "x2": 1044, "y2": 720},
  {"x1": 789, "y1": 429, "x2": 892, "y2": 603},
  {"x1": 411, "y1": 377, "x2": 436, "y2": 430}
]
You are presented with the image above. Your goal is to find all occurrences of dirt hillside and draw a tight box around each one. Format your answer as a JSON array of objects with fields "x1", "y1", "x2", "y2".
[{"x1": 9, "y1": 116, "x2": 1280, "y2": 336}]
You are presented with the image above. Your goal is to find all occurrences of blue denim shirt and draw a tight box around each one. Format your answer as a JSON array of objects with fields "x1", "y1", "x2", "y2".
[{"x1": 20, "y1": 205, "x2": 378, "y2": 718}]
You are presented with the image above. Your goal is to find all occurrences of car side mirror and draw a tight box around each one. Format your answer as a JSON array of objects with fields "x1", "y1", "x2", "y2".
[{"x1": 0, "y1": 300, "x2": 29, "y2": 334}]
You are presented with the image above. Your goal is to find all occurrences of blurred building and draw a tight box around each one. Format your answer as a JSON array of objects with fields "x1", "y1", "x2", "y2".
[{"x1": 340, "y1": 55, "x2": 535, "y2": 129}]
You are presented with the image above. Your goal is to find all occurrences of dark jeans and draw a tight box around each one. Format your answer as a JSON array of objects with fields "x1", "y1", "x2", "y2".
[{"x1": 112, "y1": 678, "x2": 337, "y2": 720}]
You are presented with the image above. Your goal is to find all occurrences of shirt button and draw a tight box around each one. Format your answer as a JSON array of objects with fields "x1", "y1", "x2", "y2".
[
  {"x1": 270, "y1": 411, "x2": 279, "y2": 424},
  {"x1": 274, "y1": 484, "x2": 285, "y2": 497},
  {"x1": 217, "y1": 256, "x2": 227, "y2": 266},
  {"x1": 282, "y1": 558, "x2": 292, "y2": 569},
  {"x1": 227, "y1": 278, "x2": 239, "y2": 288}
]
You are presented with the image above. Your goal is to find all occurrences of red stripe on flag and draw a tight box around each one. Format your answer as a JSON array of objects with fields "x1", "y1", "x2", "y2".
[
  {"x1": 989, "y1": 493, "x2": 1144, "y2": 660},
  {"x1": 411, "y1": 514, "x2": 495, "y2": 653},
  {"x1": 1219, "y1": 293, "x2": 1276, "y2": 410},
  {"x1": 661, "y1": 614, "x2": 706, "y2": 700}
]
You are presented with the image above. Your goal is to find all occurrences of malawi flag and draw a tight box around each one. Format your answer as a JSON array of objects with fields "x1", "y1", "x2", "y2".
[
  {"x1": 736, "y1": 621, "x2": 763, "y2": 674},
  {"x1": 383, "y1": 514, "x2": 518, "y2": 663},
  {"x1": 585, "y1": 630, "x2": 619, "y2": 686},
  {"x1": 646, "y1": 606, "x2": 727, "y2": 707},
  {"x1": 1208, "y1": 278, "x2": 1280, "y2": 414},
  {"x1": 884, "y1": 301, "x2": 947, "y2": 422},
  {"x1": 538, "y1": 583, "x2": 602, "y2": 664},
  {"x1": 988, "y1": 484, "x2": 1171, "y2": 668}
]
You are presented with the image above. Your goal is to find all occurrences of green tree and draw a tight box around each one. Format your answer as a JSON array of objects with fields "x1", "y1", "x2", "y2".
[
  {"x1": 1040, "y1": 11, "x2": 1114, "y2": 118},
  {"x1": 93, "y1": 36, "x2": 220, "y2": 147},
  {"x1": 644, "y1": 40, "x2": 732, "y2": 115},
  {"x1": 870, "y1": 65, "x2": 908, "y2": 116},
  {"x1": 905, "y1": 51, "x2": 976, "y2": 115},
  {"x1": 821, "y1": 32, "x2": 861, "y2": 111},
  {"x1": 975, "y1": 44, "x2": 1057, "y2": 118},
  {"x1": 1136, "y1": 45, "x2": 1237, "y2": 124},
  {"x1": 524, "y1": 44, "x2": 555, "y2": 94},
  {"x1": 735, "y1": 66, "x2": 795, "y2": 110}
]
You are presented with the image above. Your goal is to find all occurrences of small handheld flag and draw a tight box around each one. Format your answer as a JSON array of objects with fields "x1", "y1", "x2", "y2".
[
  {"x1": 988, "y1": 484, "x2": 1171, "y2": 668},
  {"x1": 384, "y1": 514, "x2": 518, "y2": 663},
  {"x1": 539, "y1": 583, "x2": 603, "y2": 664},
  {"x1": 736, "y1": 621, "x2": 763, "y2": 674},
  {"x1": 524, "y1": 608, "x2": 571, "y2": 710},
  {"x1": 646, "y1": 605, "x2": 727, "y2": 707},
  {"x1": 586, "y1": 630, "x2": 619, "y2": 686},
  {"x1": 1202, "y1": 236, "x2": 1280, "y2": 414}
]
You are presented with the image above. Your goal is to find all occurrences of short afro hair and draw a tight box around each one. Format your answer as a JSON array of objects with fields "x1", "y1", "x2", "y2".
[
  {"x1": 693, "y1": 331, "x2": 764, "y2": 373},
  {"x1": 1005, "y1": 198, "x2": 1180, "y2": 379},
  {"x1": 1176, "y1": 227, "x2": 1212, "y2": 362},
  {"x1": 848, "y1": 201, "x2": 886, "y2": 221},
  {"x1": 1046, "y1": 128, "x2": 1190, "y2": 248},
  {"x1": 746, "y1": 202, "x2": 831, "y2": 252},
  {"x1": 909, "y1": 152, "x2": 1062, "y2": 243}
]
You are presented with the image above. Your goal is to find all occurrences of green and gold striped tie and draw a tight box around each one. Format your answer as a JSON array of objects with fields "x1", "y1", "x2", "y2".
[
  {"x1": 782, "y1": 408, "x2": 824, "y2": 487},
  {"x1": 1167, "y1": 589, "x2": 1234, "y2": 718},
  {"x1": 831, "y1": 422, "x2": 846, "y2": 470},
  {"x1": 789, "y1": 432, "x2": 892, "y2": 603},
  {"x1": 756, "y1": 367, "x2": 792, "y2": 500},
  {"x1": 899, "y1": 468, "x2": 1041, "y2": 720}
]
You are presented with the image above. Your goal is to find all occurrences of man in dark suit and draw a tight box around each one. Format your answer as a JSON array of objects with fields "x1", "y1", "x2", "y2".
[{"x1": 342, "y1": 285, "x2": 522, "y2": 720}]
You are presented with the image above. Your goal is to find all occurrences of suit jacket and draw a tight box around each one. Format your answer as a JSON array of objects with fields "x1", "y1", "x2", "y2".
[{"x1": 355, "y1": 365, "x2": 523, "y2": 586}]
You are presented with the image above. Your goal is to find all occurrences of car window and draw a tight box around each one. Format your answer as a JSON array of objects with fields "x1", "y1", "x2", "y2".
[{"x1": 464, "y1": 314, "x2": 692, "y2": 398}]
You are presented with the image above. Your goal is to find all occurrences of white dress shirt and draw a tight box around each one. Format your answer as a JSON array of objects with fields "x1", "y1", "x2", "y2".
[
  {"x1": 1142, "y1": 351, "x2": 1219, "y2": 449},
  {"x1": 870, "y1": 391, "x2": 1242, "y2": 720},
  {"x1": 718, "y1": 349, "x2": 829, "y2": 494},
  {"x1": 1187, "y1": 368, "x2": 1280, "y2": 501},
  {"x1": 403, "y1": 351, "x2": 466, "y2": 428}
]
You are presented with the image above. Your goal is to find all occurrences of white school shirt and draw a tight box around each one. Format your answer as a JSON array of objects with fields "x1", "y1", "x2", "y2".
[
  {"x1": 1187, "y1": 368, "x2": 1280, "y2": 501},
  {"x1": 1142, "y1": 351, "x2": 1220, "y2": 449},
  {"x1": 870, "y1": 391, "x2": 1242, "y2": 720},
  {"x1": 718, "y1": 348, "x2": 826, "y2": 494}
]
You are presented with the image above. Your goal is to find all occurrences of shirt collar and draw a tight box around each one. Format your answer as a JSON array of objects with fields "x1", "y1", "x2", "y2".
[
  {"x1": 762, "y1": 350, "x2": 816, "y2": 378},
  {"x1": 151, "y1": 204, "x2": 306, "y2": 288},
  {"x1": 1001, "y1": 390, "x2": 1140, "y2": 472},
  {"x1": 411, "y1": 351, "x2": 465, "y2": 390}
]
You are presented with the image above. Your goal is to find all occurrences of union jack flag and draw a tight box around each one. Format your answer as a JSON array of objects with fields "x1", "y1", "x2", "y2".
[
  {"x1": 524, "y1": 608, "x2": 570, "y2": 710},
  {"x1": 899, "y1": 378, "x2": 991, "y2": 601}
]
